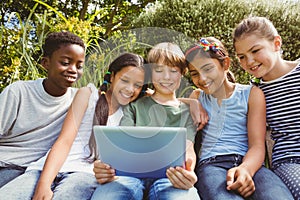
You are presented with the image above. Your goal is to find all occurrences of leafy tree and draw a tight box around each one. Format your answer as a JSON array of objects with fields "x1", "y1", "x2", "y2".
[
  {"x1": 1, "y1": 0, "x2": 155, "y2": 39},
  {"x1": 0, "y1": 0, "x2": 156, "y2": 92}
]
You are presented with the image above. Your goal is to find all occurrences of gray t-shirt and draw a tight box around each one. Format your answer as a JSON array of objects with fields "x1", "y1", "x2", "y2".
[{"x1": 0, "y1": 78, "x2": 78, "y2": 167}]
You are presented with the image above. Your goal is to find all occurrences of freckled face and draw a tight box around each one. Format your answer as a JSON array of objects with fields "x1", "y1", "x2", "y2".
[{"x1": 110, "y1": 66, "x2": 145, "y2": 106}]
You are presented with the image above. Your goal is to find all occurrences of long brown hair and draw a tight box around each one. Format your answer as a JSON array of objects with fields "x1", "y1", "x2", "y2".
[{"x1": 87, "y1": 53, "x2": 148, "y2": 161}]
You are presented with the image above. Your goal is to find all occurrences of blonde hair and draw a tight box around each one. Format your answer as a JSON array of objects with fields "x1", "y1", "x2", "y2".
[
  {"x1": 233, "y1": 16, "x2": 279, "y2": 46},
  {"x1": 147, "y1": 42, "x2": 187, "y2": 74}
]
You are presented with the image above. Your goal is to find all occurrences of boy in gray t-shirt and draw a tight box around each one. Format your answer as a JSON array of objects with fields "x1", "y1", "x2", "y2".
[{"x1": 0, "y1": 31, "x2": 85, "y2": 187}]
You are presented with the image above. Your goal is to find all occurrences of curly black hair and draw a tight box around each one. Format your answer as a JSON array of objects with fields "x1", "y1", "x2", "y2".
[{"x1": 42, "y1": 31, "x2": 85, "y2": 57}]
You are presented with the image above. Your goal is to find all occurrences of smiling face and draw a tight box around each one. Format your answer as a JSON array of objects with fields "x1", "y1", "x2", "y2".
[
  {"x1": 151, "y1": 63, "x2": 182, "y2": 96},
  {"x1": 234, "y1": 34, "x2": 281, "y2": 80},
  {"x1": 42, "y1": 44, "x2": 85, "y2": 96},
  {"x1": 110, "y1": 66, "x2": 145, "y2": 106},
  {"x1": 188, "y1": 56, "x2": 228, "y2": 97}
]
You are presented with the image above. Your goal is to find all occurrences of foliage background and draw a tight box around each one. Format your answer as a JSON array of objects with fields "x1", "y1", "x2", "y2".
[
  {"x1": 0, "y1": 0, "x2": 155, "y2": 91},
  {"x1": 134, "y1": 0, "x2": 300, "y2": 84},
  {"x1": 0, "y1": 0, "x2": 299, "y2": 93}
]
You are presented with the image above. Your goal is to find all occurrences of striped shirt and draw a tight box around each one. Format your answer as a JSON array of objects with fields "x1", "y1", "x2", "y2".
[{"x1": 256, "y1": 63, "x2": 300, "y2": 165}]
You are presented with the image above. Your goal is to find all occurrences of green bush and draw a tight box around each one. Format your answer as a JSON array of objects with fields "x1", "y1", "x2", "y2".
[
  {"x1": 0, "y1": 10, "x2": 47, "y2": 92},
  {"x1": 0, "y1": 2, "x2": 156, "y2": 92},
  {"x1": 0, "y1": 3, "x2": 104, "y2": 92},
  {"x1": 1, "y1": 0, "x2": 299, "y2": 93},
  {"x1": 133, "y1": 0, "x2": 300, "y2": 84}
]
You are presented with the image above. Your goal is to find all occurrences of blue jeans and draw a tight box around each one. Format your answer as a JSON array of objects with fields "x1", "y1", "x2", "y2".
[
  {"x1": 0, "y1": 170, "x2": 98, "y2": 200},
  {"x1": 0, "y1": 165, "x2": 26, "y2": 188},
  {"x1": 91, "y1": 176, "x2": 200, "y2": 200},
  {"x1": 195, "y1": 154, "x2": 293, "y2": 200},
  {"x1": 273, "y1": 157, "x2": 300, "y2": 200}
]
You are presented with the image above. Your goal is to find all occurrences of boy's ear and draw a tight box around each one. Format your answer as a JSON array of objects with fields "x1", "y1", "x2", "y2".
[
  {"x1": 41, "y1": 57, "x2": 50, "y2": 70},
  {"x1": 274, "y1": 35, "x2": 282, "y2": 51}
]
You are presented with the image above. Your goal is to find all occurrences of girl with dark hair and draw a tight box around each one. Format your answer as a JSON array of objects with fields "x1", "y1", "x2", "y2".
[
  {"x1": 0, "y1": 53, "x2": 147, "y2": 200},
  {"x1": 88, "y1": 53, "x2": 148, "y2": 159}
]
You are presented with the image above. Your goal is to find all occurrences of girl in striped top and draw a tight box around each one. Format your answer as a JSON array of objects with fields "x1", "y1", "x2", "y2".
[{"x1": 233, "y1": 16, "x2": 300, "y2": 199}]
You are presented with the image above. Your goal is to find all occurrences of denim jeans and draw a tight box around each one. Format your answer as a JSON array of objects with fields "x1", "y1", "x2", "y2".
[
  {"x1": 91, "y1": 176, "x2": 200, "y2": 200},
  {"x1": 273, "y1": 157, "x2": 300, "y2": 200},
  {"x1": 0, "y1": 170, "x2": 98, "y2": 200},
  {"x1": 195, "y1": 154, "x2": 293, "y2": 200},
  {"x1": 0, "y1": 165, "x2": 26, "y2": 188}
]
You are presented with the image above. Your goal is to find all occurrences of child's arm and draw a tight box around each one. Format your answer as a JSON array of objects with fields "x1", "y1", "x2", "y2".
[
  {"x1": 166, "y1": 139, "x2": 198, "y2": 189},
  {"x1": 0, "y1": 84, "x2": 19, "y2": 136},
  {"x1": 226, "y1": 86, "x2": 266, "y2": 197},
  {"x1": 178, "y1": 89, "x2": 209, "y2": 130},
  {"x1": 32, "y1": 87, "x2": 91, "y2": 200}
]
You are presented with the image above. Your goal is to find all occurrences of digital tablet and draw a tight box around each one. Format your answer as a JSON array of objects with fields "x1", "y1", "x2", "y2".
[{"x1": 93, "y1": 126, "x2": 186, "y2": 178}]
